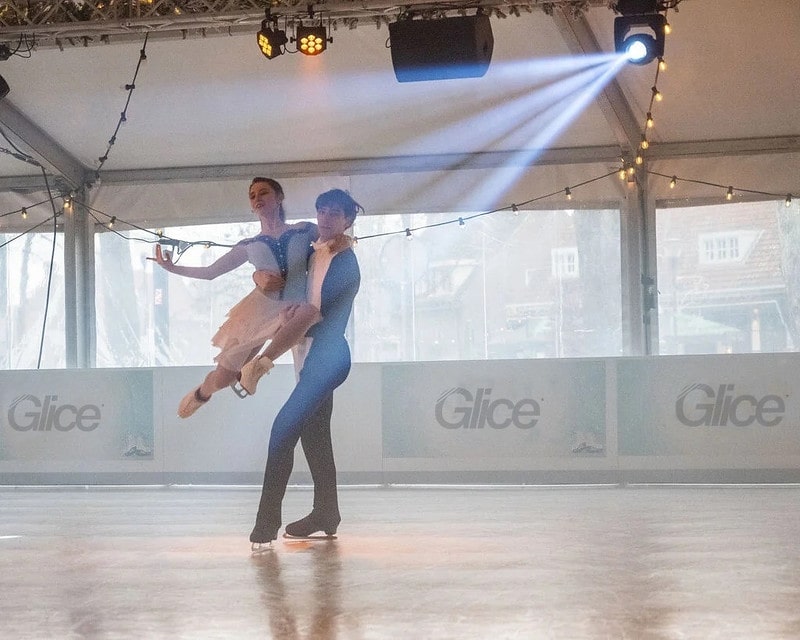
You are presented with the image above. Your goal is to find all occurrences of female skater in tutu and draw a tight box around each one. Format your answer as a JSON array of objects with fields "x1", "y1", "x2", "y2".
[{"x1": 153, "y1": 177, "x2": 318, "y2": 418}]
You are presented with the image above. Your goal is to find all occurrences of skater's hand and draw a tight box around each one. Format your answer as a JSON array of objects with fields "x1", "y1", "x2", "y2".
[
  {"x1": 280, "y1": 303, "x2": 302, "y2": 321},
  {"x1": 253, "y1": 269, "x2": 284, "y2": 293},
  {"x1": 154, "y1": 244, "x2": 174, "y2": 271}
]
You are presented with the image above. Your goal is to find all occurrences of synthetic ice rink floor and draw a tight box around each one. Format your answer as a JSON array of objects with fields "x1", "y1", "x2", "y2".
[{"x1": 2, "y1": 485, "x2": 800, "y2": 639}]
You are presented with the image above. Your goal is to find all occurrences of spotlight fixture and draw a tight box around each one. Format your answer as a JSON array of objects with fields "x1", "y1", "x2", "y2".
[
  {"x1": 295, "y1": 25, "x2": 330, "y2": 56},
  {"x1": 613, "y1": 0, "x2": 666, "y2": 65},
  {"x1": 257, "y1": 11, "x2": 287, "y2": 59}
]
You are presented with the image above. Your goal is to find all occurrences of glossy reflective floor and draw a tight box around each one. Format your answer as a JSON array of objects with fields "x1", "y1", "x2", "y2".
[{"x1": 2, "y1": 485, "x2": 800, "y2": 639}]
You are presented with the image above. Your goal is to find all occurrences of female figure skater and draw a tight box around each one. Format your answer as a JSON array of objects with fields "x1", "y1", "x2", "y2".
[
  {"x1": 248, "y1": 188, "x2": 362, "y2": 549},
  {"x1": 153, "y1": 177, "x2": 318, "y2": 418}
]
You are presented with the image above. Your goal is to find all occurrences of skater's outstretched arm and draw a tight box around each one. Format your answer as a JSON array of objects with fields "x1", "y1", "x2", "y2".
[{"x1": 154, "y1": 243, "x2": 248, "y2": 280}]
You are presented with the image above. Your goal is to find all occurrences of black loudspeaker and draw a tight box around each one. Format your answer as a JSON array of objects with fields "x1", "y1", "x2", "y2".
[{"x1": 389, "y1": 15, "x2": 494, "y2": 82}]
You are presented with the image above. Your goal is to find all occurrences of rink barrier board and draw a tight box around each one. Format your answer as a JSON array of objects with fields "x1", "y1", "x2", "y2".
[{"x1": 1, "y1": 354, "x2": 798, "y2": 484}]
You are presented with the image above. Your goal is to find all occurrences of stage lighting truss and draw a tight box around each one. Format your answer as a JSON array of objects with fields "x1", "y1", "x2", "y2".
[
  {"x1": 614, "y1": 11, "x2": 665, "y2": 64},
  {"x1": 295, "y1": 25, "x2": 330, "y2": 56}
]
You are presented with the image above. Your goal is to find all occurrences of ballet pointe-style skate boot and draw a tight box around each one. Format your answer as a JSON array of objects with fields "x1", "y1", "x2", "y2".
[
  {"x1": 177, "y1": 387, "x2": 209, "y2": 419},
  {"x1": 239, "y1": 356, "x2": 275, "y2": 396},
  {"x1": 283, "y1": 512, "x2": 340, "y2": 540}
]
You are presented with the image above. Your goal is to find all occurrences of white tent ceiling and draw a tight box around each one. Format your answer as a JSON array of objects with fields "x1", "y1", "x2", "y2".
[{"x1": 0, "y1": 0, "x2": 797, "y2": 198}]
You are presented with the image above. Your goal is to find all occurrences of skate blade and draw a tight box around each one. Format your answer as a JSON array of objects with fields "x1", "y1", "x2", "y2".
[
  {"x1": 282, "y1": 532, "x2": 337, "y2": 541},
  {"x1": 229, "y1": 382, "x2": 250, "y2": 399}
]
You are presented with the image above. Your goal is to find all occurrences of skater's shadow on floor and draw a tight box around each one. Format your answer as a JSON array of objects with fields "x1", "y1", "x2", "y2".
[{"x1": 251, "y1": 542, "x2": 342, "y2": 639}]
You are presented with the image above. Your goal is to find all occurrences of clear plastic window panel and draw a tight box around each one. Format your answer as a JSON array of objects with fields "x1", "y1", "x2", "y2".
[
  {"x1": 656, "y1": 200, "x2": 800, "y2": 355},
  {"x1": 0, "y1": 230, "x2": 66, "y2": 370},
  {"x1": 94, "y1": 208, "x2": 623, "y2": 367},
  {"x1": 95, "y1": 222, "x2": 263, "y2": 368},
  {"x1": 350, "y1": 208, "x2": 622, "y2": 362}
]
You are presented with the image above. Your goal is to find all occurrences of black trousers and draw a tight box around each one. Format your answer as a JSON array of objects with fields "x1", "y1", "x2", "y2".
[{"x1": 253, "y1": 340, "x2": 350, "y2": 537}]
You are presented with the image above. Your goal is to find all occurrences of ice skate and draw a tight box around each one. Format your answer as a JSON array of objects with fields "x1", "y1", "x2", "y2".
[
  {"x1": 239, "y1": 356, "x2": 274, "y2": 395},
  {"x1": 249, "y1": 522, "x2": 278, "y2": 553},
  {"x1": 177, "y1": 387, "x2": 209, "y2": 419},
  {"x1": 283, "y1": 513, "x2": 339, "y2": 540}
]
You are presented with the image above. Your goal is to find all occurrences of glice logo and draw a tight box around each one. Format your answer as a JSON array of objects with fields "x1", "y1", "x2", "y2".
[
  {"x1": 435, "y1": 387, "x2": 539, "y2": 430},
  {"x1": 675, "y1": 383, "x2": 785, "y2": 427},
  {"x1": 7, "y1": 394, "x2": 101, "y2": 432}
]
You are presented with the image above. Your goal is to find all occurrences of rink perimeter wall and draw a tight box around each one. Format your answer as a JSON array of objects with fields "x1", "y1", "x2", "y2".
[{"x1": 1, "y1": 353, "x2": 799, "y2": 485}]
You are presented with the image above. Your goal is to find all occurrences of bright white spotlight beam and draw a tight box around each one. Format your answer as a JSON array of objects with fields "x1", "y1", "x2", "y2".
[{"x1": 456, "y1": 56, "x2": 629, "y2": 210}]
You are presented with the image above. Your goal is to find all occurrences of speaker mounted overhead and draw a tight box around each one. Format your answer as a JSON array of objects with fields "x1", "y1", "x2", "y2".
[{"x1": 389, "y1": 15, "x2": 494, "y2": 83}]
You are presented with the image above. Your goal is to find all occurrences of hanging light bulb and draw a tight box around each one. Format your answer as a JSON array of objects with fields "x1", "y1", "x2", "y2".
[
  {"x1": 726, "y1": 186, "x2": 734, "y2": 201},
  {"x1": 635, "y1": 153, "x2": 644, "y2": 165},
  {"x1": 664, "y1": 21, "x2": 672, "y2": 35},
  {"x1": 21, "y1": 207, "x2": 28, "y2": 219},
  {"x1": 640, "y1": 135, "x2": 649, "y2": 150},
  {"x1": 785, "y1": 194, "x2": 793, "y2": 207},
  {"x1": 511, "y1": 204, "x2": 519, "y2": 215},
  {"x1": 108, "y1": 216, "x2": 116, "y2": 228},
  {"x1": 652, "y1": 86, "x2": 662, "y2": 101},
  {"x1": 669, "y1": 176, "x2": 677, "y2": 189},
  {"x1": 458, "y1": 217, "x2": 466, "y2": 228},
  {"x1": 565, "y1": 187, "x2": 572, "y2": 200},
  {"x1": 646, "y1": 112, "x2": 654, "y2": 129},
  {"x1": 627, "y1": 165, "x2": 636, "y2": 176},
  {"x1": 619, "y1": 166, "x2": 627, "y2": 180},
  {"x1": 405, "y1": 228, "x2": 412, "y2": 240},
  {"x1": 658, "y1": 57, "x2": 667, "y2": 72}
]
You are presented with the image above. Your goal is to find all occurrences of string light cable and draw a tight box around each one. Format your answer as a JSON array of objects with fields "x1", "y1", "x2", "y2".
[
  {"x1": 1, "y1": 170, "x2": 792, "y2": 258},
  {"x1": 354, "y1": 170, "x2": 619, "y2": 242},
  {"x1": 647, "y1": 170, "x2": 795, "y2": 203},
  {"x1": 0, "y1": 126, "x2": 43, "y2": 168},
  {"x1": 95, "y1": 32, "x2": 149, "y2": 178},
  {"x1": 0, "y1": 210, "x2": 60, "y2": 250},
  {"x1": 78, "y1": 198, "x2": 236, "y2": 263}
]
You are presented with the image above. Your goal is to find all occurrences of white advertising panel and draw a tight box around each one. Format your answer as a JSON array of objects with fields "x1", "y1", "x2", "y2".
[
  {"x1": 0, "y1": 369, "x2": 154, "y2": 464},
  {"x1": 157, "y1": 363, "x2": 383, "y2": 477},
  {"x1": 617, "y1": 355, "x2": 800, "y2": 458},
  {"x1": 382, "y1": 359, "x2": 607, "y2": 460}
]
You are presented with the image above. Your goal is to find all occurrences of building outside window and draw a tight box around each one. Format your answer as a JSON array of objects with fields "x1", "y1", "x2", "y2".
[{"x1": 656, "y1": 200, "x2": 799, "y2": 355}]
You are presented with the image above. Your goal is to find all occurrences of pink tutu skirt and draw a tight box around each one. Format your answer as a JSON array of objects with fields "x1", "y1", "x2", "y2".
[{"x1": 211, "y1": 288, "x2": 288, "y2": 372}]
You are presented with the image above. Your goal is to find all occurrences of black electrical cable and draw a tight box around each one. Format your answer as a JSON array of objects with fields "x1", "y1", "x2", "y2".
[{"x1": 36, "y1": 167, "x2": 61, "y2": 369}]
